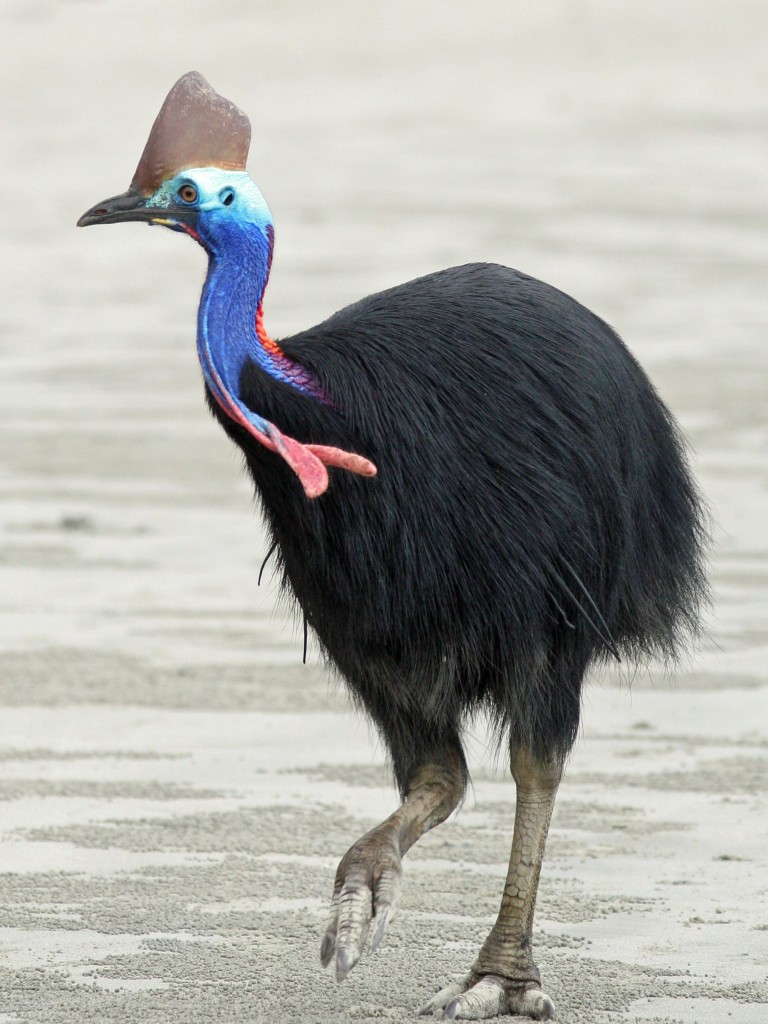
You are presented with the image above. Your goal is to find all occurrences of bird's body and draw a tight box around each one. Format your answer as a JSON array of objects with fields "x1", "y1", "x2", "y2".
[
  {"x1": 79, "y1": 73, "x2": 709, "y2": 1021},
  {"x1": 221, "y1": 261, "x2": 704, "y2": 787}
]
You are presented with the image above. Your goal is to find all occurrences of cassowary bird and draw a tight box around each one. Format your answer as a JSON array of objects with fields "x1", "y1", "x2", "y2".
[{"x1": 78, "y1": 73, "x2": 708, "y2": 1020}]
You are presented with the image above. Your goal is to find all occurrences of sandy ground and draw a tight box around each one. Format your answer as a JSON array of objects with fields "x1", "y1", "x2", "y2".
[{"x1": 1, "y1": 1, "x2": 767, "y2": 1021}]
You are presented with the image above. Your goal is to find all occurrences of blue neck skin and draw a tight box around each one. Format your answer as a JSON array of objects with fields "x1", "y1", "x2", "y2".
[
  {"x1": 144, "y1": 167, "x2": 375, "y2": 498},
  {"x1": 198, "y1": 225, "x2": 322, "y2": 430},
  {"x1": 155, "y1": 169, "x2": 323, "y2": 434}
]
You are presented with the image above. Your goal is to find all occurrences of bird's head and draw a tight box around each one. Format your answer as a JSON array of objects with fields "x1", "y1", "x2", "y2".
[
  {"x1": 77, "y1": 72, "x2": 271, "y2": 256},
  {"x1": 78, "y1": 71, "x2": 378, "y2": 499}
]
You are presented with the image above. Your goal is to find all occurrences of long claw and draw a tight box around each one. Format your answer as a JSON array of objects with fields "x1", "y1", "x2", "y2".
[
  {"x1": 320, "y1": 891, "x2": 339, "y2": 968},
  {"x1": 319, "y1": 929, "x2": 335, "y2": 968},
  {"x1": 336, "y1": 945, "x2": 355, "y2": 980},
  {"x1": 370, "y1": 908, "x2": 388, "y2": 952},
  {"x1": 417, "y1": 976, "x2": 471, "y2": 1016},
  {"x1": 335, "y1": 943, "x2": 360, "y2": 981},
  {"x1": 369, "y1": 863, "x2": 400, "y2": 952}
]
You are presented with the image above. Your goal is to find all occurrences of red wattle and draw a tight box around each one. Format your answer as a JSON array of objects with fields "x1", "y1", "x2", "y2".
[
  {"x1": 266, "y1": 426, "x2": 330, "y2": 499},
  {"x1": 305, "y1": 446, "x2": 378, "y2": 477},
  {"x1": 264, "y1": 425, "x2": 378, "y2": 499}
]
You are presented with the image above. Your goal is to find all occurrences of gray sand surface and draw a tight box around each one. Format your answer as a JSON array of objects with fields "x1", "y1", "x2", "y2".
[{"x1": 1, "y1": 1, "x2": 766, "y2": 1021}]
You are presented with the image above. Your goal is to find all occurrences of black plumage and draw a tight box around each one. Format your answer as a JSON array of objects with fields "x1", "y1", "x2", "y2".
[{"x1": 218, "y1": 262, "x2": 707, "y2": 791}]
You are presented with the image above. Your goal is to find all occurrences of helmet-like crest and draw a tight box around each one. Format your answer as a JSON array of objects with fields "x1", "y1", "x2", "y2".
[{"x1": 131, "y1": 71, "x2": 251, "y2": 195}]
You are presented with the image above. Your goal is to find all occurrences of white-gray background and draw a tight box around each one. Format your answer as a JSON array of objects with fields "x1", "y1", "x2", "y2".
[{"x1": 0, "y1": 1, "x2": 766, "y2": 1021}]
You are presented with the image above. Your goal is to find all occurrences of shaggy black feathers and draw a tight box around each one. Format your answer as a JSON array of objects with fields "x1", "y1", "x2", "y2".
[{"x1": 212, "y1": 263, "x2": 708, "y2": 793}]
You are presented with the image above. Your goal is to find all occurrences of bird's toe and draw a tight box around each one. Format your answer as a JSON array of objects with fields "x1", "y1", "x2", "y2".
[
  {"x1": 321, "y1": 825, "x2": 402, "y2": 980},
  {"x1": 419, "y1": 974, "x2": 555, "y2": 1020},
  {"x1": 444, "y1": 976, "x2": 506, "y2": 1019},
  {"x1": 507, "y1": 986, "x2": 555, "y2": 1020},
  {"x1": 417, "y1": 975, "x2": 471, "y2": 1016}
]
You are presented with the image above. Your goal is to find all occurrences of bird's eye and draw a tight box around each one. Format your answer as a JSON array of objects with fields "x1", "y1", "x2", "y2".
[{"x1": 178, "y1": 184, "x2": 198, "y2": 204}]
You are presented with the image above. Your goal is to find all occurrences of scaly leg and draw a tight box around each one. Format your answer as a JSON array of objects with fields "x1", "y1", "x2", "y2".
[
  {"x1": 321, "y1": 742, "x2": 465, "y2": 980},
  {"x1": 420, "y1": 746, "x2": 561, "y2": 1020}
]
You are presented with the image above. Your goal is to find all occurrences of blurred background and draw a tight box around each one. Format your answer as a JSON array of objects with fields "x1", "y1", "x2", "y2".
[{"x1": 0, "y1": 2, "x2": 766, "y2": 1022}]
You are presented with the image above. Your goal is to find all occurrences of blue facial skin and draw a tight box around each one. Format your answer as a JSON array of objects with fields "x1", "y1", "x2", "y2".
[{"x1": 147, "y1": 168, "x2": 318, "y2": 437}]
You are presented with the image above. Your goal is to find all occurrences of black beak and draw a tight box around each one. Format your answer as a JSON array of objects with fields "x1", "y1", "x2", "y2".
[
  {"x1": 77, "y1": 189, "x2": 154, "y2": 227},
  {"x1": 77, "y1": 189, "x2": 195, "y2": 229}
]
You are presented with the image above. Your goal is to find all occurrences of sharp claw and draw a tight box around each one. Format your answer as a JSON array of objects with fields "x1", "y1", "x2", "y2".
[
  {"x1": 336, "y1": 946, "x2": 354, "y2": 981},
  {"x1": 417, "y1": 977, "x2": 471, "y2": 1017},
  {"x1": 319, "y1": 931, "x2": 334, "y2": 968},
  {"x1": 370, "y1": 909, "x2": 388, "y2": 952}
]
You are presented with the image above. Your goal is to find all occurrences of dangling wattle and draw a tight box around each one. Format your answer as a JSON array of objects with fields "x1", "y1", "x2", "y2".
[{"x1": 197, "y1": 218, "x2": 376, "y2": 498}]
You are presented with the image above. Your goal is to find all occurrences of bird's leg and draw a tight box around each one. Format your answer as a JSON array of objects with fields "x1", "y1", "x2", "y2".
[
  {"x1": 321, "y1": 743, "x2": 465, "y2": 980},
  {"x1": 420, "y1": 746, "x2": 561, "y2": 1020}
]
